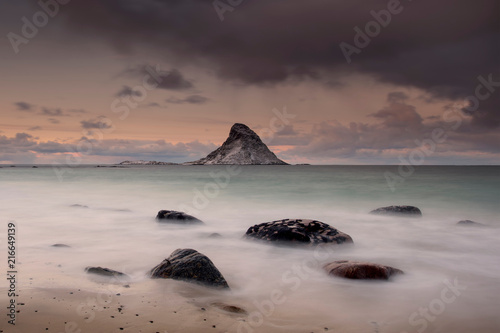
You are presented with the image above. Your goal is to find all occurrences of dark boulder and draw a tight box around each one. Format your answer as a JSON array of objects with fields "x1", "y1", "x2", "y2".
[
  {"x1": 245, "y1": 219, "x2": 353, "y2": 245},
  {"x1": 149, "y1": 248, "x2": 229, "y2": 289},
  {"x1": 156, "y1": 210, "x2": 204, "y2": 224},
  {"x1": 324, "y1": 260, "x2": 403, "y2": 280},
  {"x1": 370, "y1": 205, "x2": 422, "y2": 217},
  {"x1": 211, "y1": 302, "x2": 247, "y2": 314},
  {"x1": 70, "y1": 204, "x2": 89, "y2": 208},
  {"x1": 85, "y1": 266, "x2": 128, "y2": 278},
  {"x1": 457, "y1": 220, "x2": 486, "y2": 227}
]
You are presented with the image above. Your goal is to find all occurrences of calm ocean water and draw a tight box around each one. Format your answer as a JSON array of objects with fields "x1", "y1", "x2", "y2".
[{"x1": 1, "y1": 165, "x2": 499, "y2": 331}]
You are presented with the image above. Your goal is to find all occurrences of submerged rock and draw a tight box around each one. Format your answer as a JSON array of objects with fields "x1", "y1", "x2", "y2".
[
  {"x1": 51, "y1": 244, "x2": 71, "y2": 248},
  {"x1": 149, "y1": 248, "x2": 229, "y2": 289},
  {"x1": 457, "y1": 220, "x2": 486, "y2": 227},
  {"x1": 324, "y1": 260, "x2": 403, "y2": 280},
  {"x1": 245, "y1": 219, "x2": 353, "y2": 245},
  {"x1": 370, "y1": 205, "x2": 422, "y2": 217},
  {"x1": 85, "y1": 266, "x2": 128, "y2": 278},
  {"x1": 156, "y1": 210, "x2": 204, "y2": 224},
  {"x1": 211, "y1": 302, "x2": 247, "y2": 314},
  {"x1": 70, "y1": 204, "x2": 89, "y2": 208}
]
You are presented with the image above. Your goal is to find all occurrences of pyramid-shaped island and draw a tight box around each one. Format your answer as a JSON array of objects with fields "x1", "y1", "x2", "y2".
[{"x1": 185, "y1": 123, "x2": 288, "y2": 165}]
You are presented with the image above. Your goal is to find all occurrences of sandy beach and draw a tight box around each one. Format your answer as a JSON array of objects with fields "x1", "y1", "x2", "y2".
[
  {"x1": 1, "y1": 279, "x2": 351, "y2": 333},
  {"x1": 3, "y1": 272, "x2": 499, "y2": 333}
]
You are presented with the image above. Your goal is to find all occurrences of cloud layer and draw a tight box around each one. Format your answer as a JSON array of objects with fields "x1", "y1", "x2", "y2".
[
  {"x1": 49, "y1": 0, "x2": 499, "y2": 128},
  {"x1": 0, "y1": 132, "x2": 217, "y2": 164},
  {"x1": 277, "y1": 93, "x2": 500, "y2": 163},
  {"x1": 166, "y1": 95, "x2": 209, "y2": 104},
  {"x1": 3, "y1": 1, "x2": 498, "y2": 164}
]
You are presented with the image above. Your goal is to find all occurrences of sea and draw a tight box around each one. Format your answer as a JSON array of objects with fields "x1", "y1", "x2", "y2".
[{"x1": 1, "y1": 165, "x2": 499, "y2": 332}]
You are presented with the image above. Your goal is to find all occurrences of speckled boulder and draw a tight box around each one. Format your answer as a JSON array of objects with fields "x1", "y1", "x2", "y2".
[
  {"x1": 245, "y1": 219, "x2": 353, "y2": 245},
  {"x1": 370, "y1": 205, "x2": 422, "y2": 217},
  {"x1": 324, "y1": 260, "x2": 403, "y2": 280},
  {"x1": 149, "y1": 248, "x2": 229, "y2": 289},
  {"x1": 156, "y1": 210, "x2": 204, "y2": 224}
]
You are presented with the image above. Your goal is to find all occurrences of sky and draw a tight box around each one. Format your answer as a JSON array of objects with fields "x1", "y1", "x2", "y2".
[{"x1": 0, "y1": 0, "x2": 499, "y2": 165}]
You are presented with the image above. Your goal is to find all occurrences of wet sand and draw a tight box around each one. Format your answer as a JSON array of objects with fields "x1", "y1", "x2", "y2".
[
  {"x1": 2, "y1": 275, "x2": 500, "y2": 333},
  {"x1": 0, "y1": 280, "x2": 346, "y2": 333}
]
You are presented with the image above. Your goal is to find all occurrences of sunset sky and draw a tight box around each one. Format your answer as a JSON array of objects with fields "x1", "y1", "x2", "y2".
[{"x1": 1, "y1": 0, "x2": 499, "y2": 164}]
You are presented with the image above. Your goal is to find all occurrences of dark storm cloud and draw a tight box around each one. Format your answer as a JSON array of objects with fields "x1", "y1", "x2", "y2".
[
  {"x1": 115, "y1": 85, "x2": 143, "y2": 97},
  {"x1": 121, "y1": 66, "x2": 194, "y2": 91},
  {"x1": 40, "y1": 108, "x2": 64, "y2": 116},
  {"x1": 23, "y1": 0, "x2": 500, "y2": 128},
  {"x1": 81, "y1": 118, "x2": 113, "y2": 129},
  {"x1": 387, "y1": 92, "x2": 409, "y2": 104},
  {"x1": 369, "y1": 103, "x2": 423, "y2": 130},
  {"x1": 154, "y1": 69, "x2": 194, "y2": 91},
  {"x1": 166, "y1": 95, "x2": 209, "y2": 104},
  {"x1": 14, "y1": 101, "x2": 35, "y2": 111}
]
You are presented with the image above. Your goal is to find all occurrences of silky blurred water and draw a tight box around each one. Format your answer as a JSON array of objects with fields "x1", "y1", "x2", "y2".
[{"x1": 1, "y1": 165, "x2": 499, "y2": 332}]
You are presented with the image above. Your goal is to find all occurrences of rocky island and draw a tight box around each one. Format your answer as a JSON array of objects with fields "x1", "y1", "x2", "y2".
[
  {"x1": 119, "y1": 123, "x2": 288, "y2": 166},
  {"x1": 118, "y1": 160, "x2": 179, "y2": 165},
  {"x1": 185, "y1": 123, "x2": 288, "y2": 165}
]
